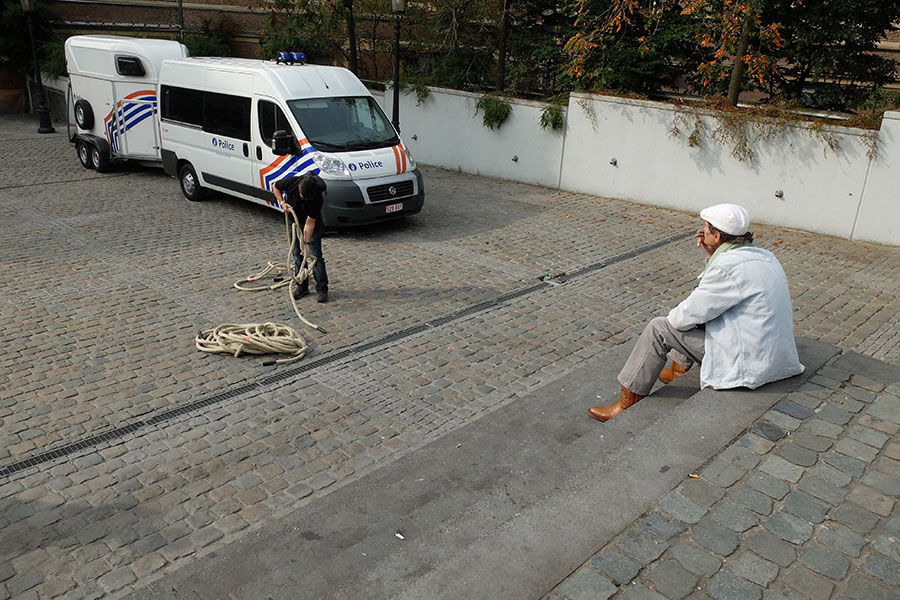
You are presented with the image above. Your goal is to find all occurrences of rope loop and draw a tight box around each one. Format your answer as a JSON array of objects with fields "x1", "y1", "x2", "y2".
[{"x1": 198, "y1": 208, "x2": 325, "y2": 366}]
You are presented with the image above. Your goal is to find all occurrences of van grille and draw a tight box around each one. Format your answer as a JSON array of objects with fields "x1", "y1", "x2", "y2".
[{"x1": 367, "y1": 180, "x2": 415, "y2": 203}]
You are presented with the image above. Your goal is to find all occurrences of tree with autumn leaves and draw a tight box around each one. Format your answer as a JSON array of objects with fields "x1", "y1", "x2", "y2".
[
  {"x1": 563, "y1": 0, "x2": 900, "y2": 111},
  {"x1": 254, "y1": 0, "x2": 898, "y2": 112},
  {"x1": 562, "y1": 0, "x2": 705, "y2": 94},
  {"x1": 258, "y1": 1, "x2": 571, "y2": 94},
  {"x1": 755, "y1": 0, "x2": 900, "y2": 110}
]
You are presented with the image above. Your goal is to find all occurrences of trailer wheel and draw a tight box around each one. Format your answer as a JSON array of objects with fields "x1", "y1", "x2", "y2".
[
  {"x1": 179, "y1": 163, "x2": 206, "y2": 201},
  {"x1": 76, "y1": 140, "x2": 93, "y2": 169},
  {"x1": 74, "y1": 99, "x2": 94, "y2": 130},
  {"x1": 90, "y1": 144, "x2": 110, "y2": 173}
]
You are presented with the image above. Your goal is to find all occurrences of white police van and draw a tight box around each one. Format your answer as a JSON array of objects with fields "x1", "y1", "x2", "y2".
[{"x1": 65, "y1": 35, "x2": 424, "y2": 226}]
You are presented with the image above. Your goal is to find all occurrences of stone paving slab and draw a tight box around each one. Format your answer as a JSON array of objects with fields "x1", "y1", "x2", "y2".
[
  {"x1": 546, "y1": 354, "x2": 900, "y2": 600},
  {"x1": 0, "y1": 139, "x2": 708, "y2": 464},
  {"x1": 2, "y1": 112, "x2": 900, "y2": 600},
  {"x1": 124, "y1": 339, "x2": 833, "y2": 600}
]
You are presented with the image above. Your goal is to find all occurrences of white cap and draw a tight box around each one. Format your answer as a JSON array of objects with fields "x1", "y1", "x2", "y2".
[{"x1": 700, "y1": 203, "x2": 750, "y2": 236}]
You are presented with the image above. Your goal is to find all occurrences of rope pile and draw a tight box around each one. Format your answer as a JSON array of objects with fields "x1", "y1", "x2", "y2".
[
  {"x1": 195, "y1": 322, "x2": 309, "y2": 366},
  {"x1": 195, "y1": 210, "x2": 325, "y2": 366}
]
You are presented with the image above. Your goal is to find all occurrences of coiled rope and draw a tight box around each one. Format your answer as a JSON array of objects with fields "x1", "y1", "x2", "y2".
[{"x1": 195, "y1": 210, "x2": 325, "y2": 366}]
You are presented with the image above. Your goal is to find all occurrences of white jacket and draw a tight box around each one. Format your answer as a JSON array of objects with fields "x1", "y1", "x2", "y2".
[{"x1": 667, "y1": 246, "x2": 804, "y2": 390}]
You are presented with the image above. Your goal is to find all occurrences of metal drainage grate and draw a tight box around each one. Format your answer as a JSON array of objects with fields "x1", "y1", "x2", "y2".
[{"x1": 0, "y1": 232, "x2": 692, "y2": 478}]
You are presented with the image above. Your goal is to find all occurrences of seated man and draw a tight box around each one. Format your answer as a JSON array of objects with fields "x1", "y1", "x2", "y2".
[{"x1": 590, "y1": 203, "x2": 804, "y2": 422}]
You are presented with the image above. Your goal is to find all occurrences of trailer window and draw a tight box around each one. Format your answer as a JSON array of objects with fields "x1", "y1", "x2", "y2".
[
  {"x1": 258, "y1": 100, "x2": 292, "y2": 147},
  {"x1": 204, "y1": 92, "x2": 251, "y2": 141},
  {"x1": 116, "y1": 56, "x2": 145, "y2": 77},
  {"x1": 161, "y1": 85, "x2": 203, "y2": 126}
]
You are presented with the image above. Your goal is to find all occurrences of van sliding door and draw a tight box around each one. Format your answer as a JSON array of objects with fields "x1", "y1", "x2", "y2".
[{"x1": 199, "y1": 91, "x2": 253, "y2": 198}]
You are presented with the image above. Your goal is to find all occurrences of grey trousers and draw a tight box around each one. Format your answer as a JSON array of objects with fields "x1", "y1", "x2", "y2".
[{"x1": 617, "y1": 316, "x2": 706, "y2": 396}]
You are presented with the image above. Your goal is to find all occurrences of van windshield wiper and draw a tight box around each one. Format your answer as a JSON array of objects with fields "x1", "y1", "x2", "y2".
[
  {"x1": 349, "y1": 140, "x2": 397, "y2": 150},
  {"x1": 307, "y1": 139, "x2": 350, "y2": 151}
]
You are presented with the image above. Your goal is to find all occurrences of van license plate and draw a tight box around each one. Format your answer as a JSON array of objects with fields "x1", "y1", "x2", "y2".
[{"x1": 385, "y1": 203, "x2": 403, "y2": 214}]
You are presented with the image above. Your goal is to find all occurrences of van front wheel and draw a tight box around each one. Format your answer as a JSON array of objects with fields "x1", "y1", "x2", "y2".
[
  {"x1": 179, "y1": 164, "x2": 206, "y2": 201},
  {"x1": 76, "y1": 140, "x2": 93, "y2": 169}
]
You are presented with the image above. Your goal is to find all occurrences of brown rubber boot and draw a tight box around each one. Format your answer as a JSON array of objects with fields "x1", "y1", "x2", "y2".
[
  {"x1": 589, "y1": 386, "x2": 645, "y2": 422},
  {"x1": 659, "y1": 361, "x2": 689, "y2": 384}
]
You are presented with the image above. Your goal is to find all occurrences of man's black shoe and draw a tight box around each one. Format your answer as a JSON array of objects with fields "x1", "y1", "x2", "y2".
[
  {"x1": 293, "y1": 286, "x2": 309, "y2": 300},
  {"x1": 317, "y1": 292, "x2": 328, "y2": 303}
]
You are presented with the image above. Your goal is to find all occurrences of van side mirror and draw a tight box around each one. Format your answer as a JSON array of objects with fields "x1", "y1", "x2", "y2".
[{"x1": 272, "y1": 130, "x2": 298, "y2": 155}]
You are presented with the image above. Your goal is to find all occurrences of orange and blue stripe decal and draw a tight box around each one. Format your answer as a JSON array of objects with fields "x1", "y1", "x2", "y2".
[
  {"x1": 259, "y1": 138, "x2": 319, "y2": 192},
  {"x1": 259, "y1": 154, "x2": 289, "y2": 190},
  {"x1": 390, "y1": 144, "x2": 408, "y2": 174},
  {"x1": 103, "y1": 90, "x2": 157, "y2": 153}
]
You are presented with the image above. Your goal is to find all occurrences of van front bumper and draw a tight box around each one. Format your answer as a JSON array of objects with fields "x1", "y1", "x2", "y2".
[{"x1": 322, "y1": 168, "x2": 425, "y2": 227}]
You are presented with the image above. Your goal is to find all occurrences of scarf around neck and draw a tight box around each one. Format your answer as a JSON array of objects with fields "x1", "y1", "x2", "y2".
[{"x1": 698, "y1": 240, "x2": 753, "y2": 278}]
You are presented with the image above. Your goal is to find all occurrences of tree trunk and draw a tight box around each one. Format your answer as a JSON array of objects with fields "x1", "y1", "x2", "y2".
[
  {"x1": 341, "y1": 0, "x2": 359, "y2": 75},
  {"x1": 727, "y1": 10, "x2": 753, "y2": 106},
  {"x1": 370, "y1": 16, "x2": 380, "y2": 80},
  {"x1": 342, "y1": 0, "x2": 359, "y2": 75},
  {"x1": 495, "y1": 0, "x2": 511, "y2": 91}
]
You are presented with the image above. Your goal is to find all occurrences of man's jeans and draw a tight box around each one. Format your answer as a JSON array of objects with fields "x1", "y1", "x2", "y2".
[
  {"x1": 292, "y1": 221, "x2": 328, "y2": 293},
  {"x1": 617, "y1": 317, "x2": 705, "y2": 396}
]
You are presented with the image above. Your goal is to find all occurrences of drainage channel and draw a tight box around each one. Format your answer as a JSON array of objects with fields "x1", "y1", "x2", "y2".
[
  {"x1": 0, "y1": 231, "x2": 691, "y2": 479},
  {"x1": 0, "y1": 172, "x2": 133, "y2": 191}
]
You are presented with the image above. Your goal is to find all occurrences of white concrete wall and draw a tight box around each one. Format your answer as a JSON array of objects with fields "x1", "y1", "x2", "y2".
[
  {"x1": 852, "y1": 111, "x2": 900, "y2": 246},
  {"x1": 49, "y1": 77, "x2": 899, "y2": 245},
  {"x1": 369, "y1": 86, "x2": 386, "y2": 112},
  {"x1": 559, "y1": 93, "x2": 875, "y2": 241},
  {"x1": 390, "y1": 85, "x2": 566, "y2": 188},
  {"x1": 383, "y1": 86, "x2": 898, "y2": 245}
]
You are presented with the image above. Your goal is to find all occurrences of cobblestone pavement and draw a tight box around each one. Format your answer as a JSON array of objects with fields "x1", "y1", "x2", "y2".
[
  {"x1": 1, "y1": 112, "x2": 899, "y2": 599},
  {"x1": 547, "y1": 357, "x2": 900, "y2": 600}
]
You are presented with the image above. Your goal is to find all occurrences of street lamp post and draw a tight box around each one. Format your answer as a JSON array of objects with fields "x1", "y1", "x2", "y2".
[
  {"x1": 391, "y1": 0, "x2": 406, "y2": 132},
  {"x1": 20, "y1": 0, "x2": 55, "y2": 133},
  {"x1": 176, "y1": 0, "x2": 185, "y2": 41}
]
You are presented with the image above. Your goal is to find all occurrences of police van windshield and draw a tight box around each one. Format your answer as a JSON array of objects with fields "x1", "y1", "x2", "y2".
[{"x1": 287, "y1": 96, "x2": 399, "y2": 152}]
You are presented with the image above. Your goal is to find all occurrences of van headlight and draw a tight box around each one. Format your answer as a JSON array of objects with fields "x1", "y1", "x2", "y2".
[
  {"x1": 313, "y1": 153, "x2": 350, "y2": 178},
  {"x1": 404, "y1": 145, "x2": 417, "y2": 171}
]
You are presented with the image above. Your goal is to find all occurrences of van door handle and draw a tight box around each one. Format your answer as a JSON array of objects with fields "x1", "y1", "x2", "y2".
[
  {"x1": 243, "y1": 143, "x2": 249, "y2": 157},
  {"x1": 256, "y1": 146, "x2": 262, "y2": 160}
]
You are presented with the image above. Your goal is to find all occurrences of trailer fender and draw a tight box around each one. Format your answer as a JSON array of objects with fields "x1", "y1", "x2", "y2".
[
  {"x1": 75, "y1": 134, "x2": 108, "y2": 152},
  {"x1": 66, "y1": 81, "x2": 78, "y2": 143}
]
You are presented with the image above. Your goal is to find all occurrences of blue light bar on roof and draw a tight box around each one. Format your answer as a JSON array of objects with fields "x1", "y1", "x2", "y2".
[{"x1": 275, "y1": 52, "x2": 306, "y2": 65}]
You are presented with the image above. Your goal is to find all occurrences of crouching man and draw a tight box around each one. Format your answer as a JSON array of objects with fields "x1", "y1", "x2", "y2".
[{"x1": 589, "y1": 203, "x2": 804, "y2": 422}]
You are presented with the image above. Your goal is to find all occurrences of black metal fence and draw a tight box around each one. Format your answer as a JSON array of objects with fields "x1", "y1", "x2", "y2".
[{"x1": 27, "y1": 79, "x2": 68, "y2": 123}]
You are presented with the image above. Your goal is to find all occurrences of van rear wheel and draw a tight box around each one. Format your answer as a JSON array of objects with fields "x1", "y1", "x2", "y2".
[
  {"x1": 76, "y1": 140, "x2": 93, "y2": 169},
  {"x1": 179, "y1": 163, "x2": 206, "y2": 201}
]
